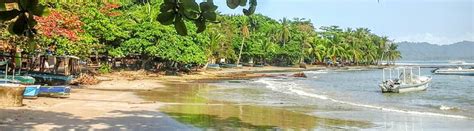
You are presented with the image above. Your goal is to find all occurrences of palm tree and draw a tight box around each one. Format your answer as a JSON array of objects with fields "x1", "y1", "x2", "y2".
[
  {"x1": 261, "y1": 35, "x2": 275, "y2": 65},
  {"x1": 279, "y1": 18, "x2": 290, "y2": 46},
  {"x1": 343, "y1": 28, "x2": 362, "y2": 65},
  {"x1": 327, "y1": 41, "x2": 346, "y2": 65},
  {"x1": 385, "y1": 43, "x2": 401, "y2": 65},
  {"x1": 377, "y1": 36, "x2": 390, "y2": 65},
  {"x1": 206, "y1": 30, "x2": 223, "y2": 64},
  {"x1": 307, "y1": 35, "x2": 330, "y2": 64},
  {"x1": 318, "y1": 26, "x2": 346, "y2": 65},
  {"x1": 363, "y1": 43, "x2": 378, "y2": 65},
  {"x1": 236, "y1": 24, "x2": 250, "y2": 66},
  {"x1": 294, "y1": 20, "x2": 314, "y2": 64}
]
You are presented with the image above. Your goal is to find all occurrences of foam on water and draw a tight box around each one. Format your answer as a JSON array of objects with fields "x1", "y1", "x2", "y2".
[
  {"x1": 304, "y1": 70, "x2": 329, "y2": 74},
  {"x1": 440, "y1": 105, "x2": 458, "y2": 111},
  {"x1": 255, "y1": 78, "x2": 470, "y2": 119}
]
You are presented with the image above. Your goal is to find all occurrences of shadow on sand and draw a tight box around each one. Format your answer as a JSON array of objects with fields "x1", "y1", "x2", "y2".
[{"x1": 0, "y1": 109, "x2": 194, "y2": 130}]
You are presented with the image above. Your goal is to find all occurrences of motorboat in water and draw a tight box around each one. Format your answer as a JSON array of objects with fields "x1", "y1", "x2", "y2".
[
  {"x1": 379, "y1": 66, "x2": 432, "y2": 93},
  {"x1": 432, "y1": 67, "x2": 474, "y2": 76}
]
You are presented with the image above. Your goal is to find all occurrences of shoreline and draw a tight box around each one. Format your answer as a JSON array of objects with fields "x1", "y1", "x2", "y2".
[
  {"x1": 154, "y1": 65, "x2": 388, "y2": 82},
  {"x1": 0, "y1": 66, "x2": 387, "y2": 130}
]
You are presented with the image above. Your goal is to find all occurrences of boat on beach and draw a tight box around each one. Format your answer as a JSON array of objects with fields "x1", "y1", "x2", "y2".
[
  {"x1": 23, "y1": 85, "x2": 41, "y2": 98},
  {"x1": 432, "y1": 67, "x2": 474, "y2": 76},
  {"x1": 0, "y1": 60, "x2": 36, "y2": 85},
  {"x1": 38, "y1": 86, "x2": 71, "y2": 98},
  {"x1": 0, "y1": 60, "x2": 71, "y2": 98},
  {"x1": 379, "y1": 67, "x2": 432, "y2": 93}
]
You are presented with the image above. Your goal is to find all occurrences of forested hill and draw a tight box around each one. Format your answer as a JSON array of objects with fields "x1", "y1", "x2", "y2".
[{"x1": 396, "y1": 41, "x2": 474, "y2": 61}]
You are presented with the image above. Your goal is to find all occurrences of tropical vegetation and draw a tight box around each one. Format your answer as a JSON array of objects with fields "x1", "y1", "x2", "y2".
[{"x1": 0, "y1": 1, "x2": 401, "y2": 72}]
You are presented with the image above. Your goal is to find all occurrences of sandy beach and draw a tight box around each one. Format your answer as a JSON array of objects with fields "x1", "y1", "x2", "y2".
[
  {"x1": 1, "y1": 65, "x2": 473, "y2": 130},
  {"x1": 1, "y1": 66, "x2": 355, "y2": 130}
]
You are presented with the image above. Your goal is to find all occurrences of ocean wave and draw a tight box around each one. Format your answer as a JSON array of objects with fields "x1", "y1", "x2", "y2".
[
  {"x1": 304, "y1": 70, "x2": 329, "y2": 74},
  {"x1": 254, "y1": 78, "x2": 470, "y2": 119},
  {"x1": 288, "y1": 86, "x2": 329, "y2": 100},
  {"x1": 440, "y1": 105, "x2": 459, "y2": 111}
]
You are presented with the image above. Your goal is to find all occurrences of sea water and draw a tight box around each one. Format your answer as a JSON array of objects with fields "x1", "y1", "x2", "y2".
[{"x1": 208, "y1": 68, "x2": 474, "y2": 130}]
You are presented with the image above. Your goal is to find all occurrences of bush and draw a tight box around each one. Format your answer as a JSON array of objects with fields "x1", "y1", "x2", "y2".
[{"x1": 98, "y1": 64, "x2": 112, "y2": 74}]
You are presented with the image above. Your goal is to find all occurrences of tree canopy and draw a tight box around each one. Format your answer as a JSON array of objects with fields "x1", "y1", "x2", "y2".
[{"x1": 0, "y1": 1, "x2": 401, "y2": 71}]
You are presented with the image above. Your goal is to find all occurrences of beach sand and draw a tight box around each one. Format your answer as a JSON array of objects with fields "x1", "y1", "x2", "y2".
[{"x1": 0, "y1": 66, "x2": 381, "y2": 130}]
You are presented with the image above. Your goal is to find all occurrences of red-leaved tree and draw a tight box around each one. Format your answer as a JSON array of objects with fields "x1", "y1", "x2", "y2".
[
  {"x1": 100, "y1": 3, "x2": 121, "y2": 17},
  {"x1": 35, "y1": 10, "x2": 84, "y2": 41}
]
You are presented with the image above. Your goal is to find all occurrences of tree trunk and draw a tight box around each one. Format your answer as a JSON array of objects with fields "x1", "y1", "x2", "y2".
[
  {"x1": 95, "y1": 51, "x2": 100, "y2": 66},
  {"x1": 53, "y1": 58, "x2": 62, "y2": 74},
  {"x1": 9, "y1": 48, "x2": 16, "y2": 72},
  {"x1": 112, "y1": 58, "x2": 116, "y2": 68},
  {"x1": 121, "y1": 58, "x2": 126, "y2": 68},
  {"x1": 40, "y1": 56, "x2": 45, "y2": 72},
  {"x1": 64, "y1": 58, "x2": 70, "y2": 75},
  {"x1": 236, "y1": 37, "x2": 245, "y2": 65},
  {"x1": 140, "y1": 54, "x2": 151, "y2": 70}
]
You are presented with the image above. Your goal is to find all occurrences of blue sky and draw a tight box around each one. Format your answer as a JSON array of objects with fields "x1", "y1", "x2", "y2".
[{"x1": 214, "y1": 0, "x2": 474, "y2": 45}]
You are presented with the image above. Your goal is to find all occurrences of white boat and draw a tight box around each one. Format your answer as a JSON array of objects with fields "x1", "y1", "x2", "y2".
[
  {"x1": 433, "y1": 67, "x2": 474, "y2": 76},
  {"x1": 379, "y1": 67, "x2": 432, "y2": 93}
]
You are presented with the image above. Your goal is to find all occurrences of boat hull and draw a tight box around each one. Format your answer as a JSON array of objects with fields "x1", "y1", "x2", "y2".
[
  {"x1": 0, "y1": 76, "x2": 36, "y2": 85},
  {"x1": 38, "y1": 86, "x2": 71, "y2": 98},
  {"x1": 380, "y1": 78, "x2": 431, "y2": 93},
  {"x1": 25, "y1": 71, "x2": 73, "y2": 85},
  {"x1": 7, "y1": 76, "x2": 36, "y2": 85},
  {"x1": 434, "y1": 71, "x2": 474, "y2": 76},
  {"x1": 23, "y1": 85, "x2": 41, "y2": 98}
]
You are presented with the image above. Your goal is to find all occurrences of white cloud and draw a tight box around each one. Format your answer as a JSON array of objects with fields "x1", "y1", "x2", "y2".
[{"x1": 394, "y1": 32, "x2": 474, "y2": 45}]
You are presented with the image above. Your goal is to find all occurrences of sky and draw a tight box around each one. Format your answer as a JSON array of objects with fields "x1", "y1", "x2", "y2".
[{"x1": 214, "y1": 0, "x2": 474, "y2": 45}]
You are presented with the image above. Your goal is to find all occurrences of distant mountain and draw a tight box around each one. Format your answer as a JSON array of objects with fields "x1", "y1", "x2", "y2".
[{"x1": 395, "y1": 41, "x2": 474, "y2": 61}]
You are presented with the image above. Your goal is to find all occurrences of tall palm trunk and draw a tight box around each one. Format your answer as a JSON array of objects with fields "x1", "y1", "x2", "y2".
[{"x1": 236, "y1": 37, "x2": 245, "y2": 65}]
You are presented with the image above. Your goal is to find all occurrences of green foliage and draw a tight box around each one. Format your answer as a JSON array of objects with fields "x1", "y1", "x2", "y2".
[
  {"x1": 80, "y1": 4, "x2": 130, "y2": 43},
  {"x1": 98, "y1": 64, "x2": 112, "y2": 74},
  {"x1": 0, "y1": 1, "x2": 400, "y2": 71},
  {"x1": 157, "y1": 0, "x2": 257, "y2": 35},
  {"x1": 0, "y1": 1, "x2": 48, "y2": 37}
]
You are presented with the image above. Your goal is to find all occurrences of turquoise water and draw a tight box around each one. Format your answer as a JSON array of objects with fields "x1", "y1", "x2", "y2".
[{"x1": 208, "y1": 68, "x2": 474, "y2": 130}]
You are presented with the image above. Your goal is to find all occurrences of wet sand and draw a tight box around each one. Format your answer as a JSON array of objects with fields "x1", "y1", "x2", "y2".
[{"x1": 137, "y1": 83, "x2": 374, "y2": 130}]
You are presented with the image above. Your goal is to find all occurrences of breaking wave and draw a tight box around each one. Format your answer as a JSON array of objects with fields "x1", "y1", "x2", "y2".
[
  {"x1": 254, "y1": 78, "x2": 470, "y2": 119},
  {"x1": 303, "y1": 70, "x2": 329, "y2": 74},
  {"x1": 440, "y1": 105, "x2": 459, "y2": 111}
]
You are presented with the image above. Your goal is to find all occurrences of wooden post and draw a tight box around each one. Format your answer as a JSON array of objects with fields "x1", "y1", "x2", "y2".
[
  {"x1": 96, "y1": 51, "x2": 100, "y2": 66},
  {"x1": 64, "y1": 57, "x2": 70, "y2": 75},
  {"x1": 40, "y1": 56, "x2": 45, "y2": 72},
  {"x1": 70, "y1": 59, "x2": 76, "y2": 75},
  {"x1": 53, "y1": 57, "x2": 60, "y2": 74}
]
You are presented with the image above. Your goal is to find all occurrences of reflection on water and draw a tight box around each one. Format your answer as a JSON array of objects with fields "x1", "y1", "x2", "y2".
[
  {"x1": 137, "y1": 83, "x2": 213, "y2": 104},
  {"x1": 165, "y1": 112, "x2": 275, "y2": 130},
  {"x1": 137, "y1": 83, "x2": 373, "y2": 130}
]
